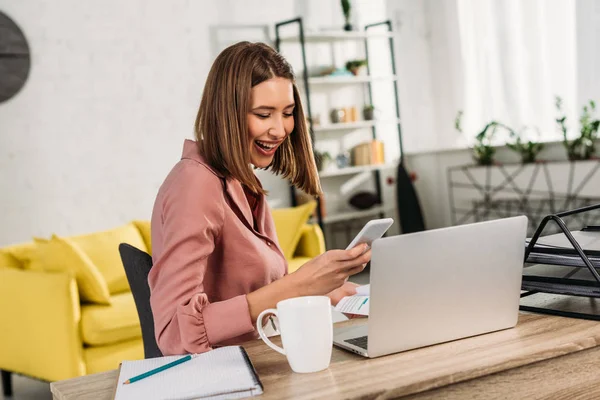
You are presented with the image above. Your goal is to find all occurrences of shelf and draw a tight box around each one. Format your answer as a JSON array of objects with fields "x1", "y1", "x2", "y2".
[
  {"x1": 319, "y1": 163, "x2": 395, "y2": 178},
  {"x1": 313, "y1": 119, "x2": 401, "y2": 133},
  {"x1": 278, "y1": 31, "x2": 394, "y2": 43},
  {"x1": 312, "y1": 205, "x2": 391, "y2": 225},
  {"x1": 305, "y1": 75, "x2": 397, "y2": 85}
]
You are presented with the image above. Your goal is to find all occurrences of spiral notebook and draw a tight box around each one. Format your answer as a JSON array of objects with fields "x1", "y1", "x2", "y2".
[{"x1": 112, "y1": 346, "x2": 263, "y2": 400}]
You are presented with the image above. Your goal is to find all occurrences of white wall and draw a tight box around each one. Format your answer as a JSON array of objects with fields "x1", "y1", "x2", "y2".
[
  {"x1": 0, "y1": 0, "x2": 392, "y2": 246},
  {"x1": 1, "y1": 1, "x2": 217, "y2": 245},
  {"x1": 576, "y1": 0, "x2": 600, "y2": 108},
  {"x1": 0, "y1": 1, "x2": 306, "y2": 245},
  {"x1": 390, "y1": 0, "x2": 600, "y2": 232},
  {"x1": 4, "y1": 0, "x2": 598, "y2": 246}
]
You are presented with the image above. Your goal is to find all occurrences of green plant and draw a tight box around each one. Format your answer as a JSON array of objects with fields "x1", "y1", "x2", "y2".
[
  {"x1": 345, "y1": 59, "x2": 367, "y2": 73},
  {"x1": 555, "y1": 96, "x2": 600, "y2": 160},
  {"x1": 363, "y1": 104, "x2": 375, "y2": 120},
  {"x1": 506, "y1": 126, "x2": 544, "y2": 164},
  {"x1": 579, "y1": 100, "x2": 599, "y2": 159},
  {"x1": 314, "y1": 150, "x2": 332, "y2": 171},
  {"x1": 341, "y1": 0, "x2": 351, "y2": 23},
  {"x1": 455, "y1": 111, "x2": 513, "y2": 166}
]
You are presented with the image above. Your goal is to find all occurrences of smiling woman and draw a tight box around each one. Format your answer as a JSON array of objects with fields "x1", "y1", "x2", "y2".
[
  {"x1": 149, "y1": 42, "x2": 371, "y2": 356},
  {"x1": 247, "y1": 77, "x2": 295, "y2": 168},
  {"x1": 194, "y1": 41, "x2": 320, "y2": 195}
]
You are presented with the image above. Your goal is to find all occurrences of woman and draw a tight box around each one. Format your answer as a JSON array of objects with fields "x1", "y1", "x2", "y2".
[{"x1": 149, "y1": 41, "x2": 371, "y2": 356}]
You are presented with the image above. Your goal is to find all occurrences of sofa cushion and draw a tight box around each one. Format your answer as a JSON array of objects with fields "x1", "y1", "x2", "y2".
[
  {"x1": 2, "y1": 242, "x2": 38, "y2": 269},
  {"x1": 28, "y1": 236, "x2": 111, "y2": 304},
  {"x1": 0, "y1": 249, "x2": 22, "y2": 269},
  {"x1": 71, "y1": 223, "x2": 147, "y2": 294},
  {"x1": 84, "y1": 337, "x2": 144, "y2": 374},
  {"x1": 271, "y1": 202, "x2": 317, "y2": 260},
  {"x1": 132, "y1": 220, "x2": 152, "y2": 255},
  {"x1": 81, "y1": 291, "x2": 142, "y2": 346},
  {"x1": 287, "y1": 257, "x2": 311, "y2": 274}
]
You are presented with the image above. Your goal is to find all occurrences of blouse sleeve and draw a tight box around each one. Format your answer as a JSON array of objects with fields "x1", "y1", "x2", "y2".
[{"x1": 149, "y1": 161, "x2": 255, "y2": 355}]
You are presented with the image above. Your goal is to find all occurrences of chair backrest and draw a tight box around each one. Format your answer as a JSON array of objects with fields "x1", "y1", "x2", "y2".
[{"x1": 118, "y1": 243, "x2": 163, "y2": 358}]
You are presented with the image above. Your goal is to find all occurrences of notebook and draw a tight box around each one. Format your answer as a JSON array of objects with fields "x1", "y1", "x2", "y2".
[
  {"x1": 113, "y1": 346, "x2": 263, "y2": 400},
  {"x1": 334, "y1": 284, "x2": 370, "y2": 316}
]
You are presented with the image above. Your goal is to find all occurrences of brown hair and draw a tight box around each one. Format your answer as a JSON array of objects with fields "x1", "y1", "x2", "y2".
[{"x1": 194, "y1": 41, "x2": 321, "y2": 196}]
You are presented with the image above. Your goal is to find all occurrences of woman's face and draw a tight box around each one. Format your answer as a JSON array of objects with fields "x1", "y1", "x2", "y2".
[{"x1": 247, "y1": 77, "x2": 295, "y2": 168}]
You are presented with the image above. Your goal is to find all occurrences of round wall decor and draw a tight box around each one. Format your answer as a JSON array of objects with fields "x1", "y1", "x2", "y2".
[{"x1": 0, "y1": 12, "x2": 30, "y2": 103}]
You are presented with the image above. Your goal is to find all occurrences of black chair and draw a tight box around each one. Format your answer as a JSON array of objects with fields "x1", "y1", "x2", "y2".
[{"x1": 119, "y1": 243, "x2": 163, "y2": 358}]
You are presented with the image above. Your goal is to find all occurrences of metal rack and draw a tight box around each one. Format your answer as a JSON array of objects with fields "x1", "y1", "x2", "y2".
[
  {"x1": 274, "y1": 17, "x2": 403, "y2": 243},
  {"x1": 447, "y1": 160, "x2": 600, "y2": 235},
  {"x1": 520, "y1": 203, "x2": 600, "y2": 320}
]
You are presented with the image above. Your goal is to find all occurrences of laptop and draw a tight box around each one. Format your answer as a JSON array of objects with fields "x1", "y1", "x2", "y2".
[{"x1": 333, "y1": 216, "x2": 528, "y2": 358}]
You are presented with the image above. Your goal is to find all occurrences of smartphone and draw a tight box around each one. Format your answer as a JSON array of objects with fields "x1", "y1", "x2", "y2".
[{"x1": 345, "y1": 218, "x2": 394, "y2": 251}]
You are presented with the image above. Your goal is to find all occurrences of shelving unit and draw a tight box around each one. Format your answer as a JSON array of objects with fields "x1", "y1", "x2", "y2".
[
  {"x1": 313, "y1": 119, "x2": 400, "y2": 133},
  {"x1": 310, "y1": 205, "x2": 393, "y2": 225},
  {"x1": 274, "y1": 18, "x2": 403, "y2": 246},
  {"x1": 305, "y1": 75, "x2": 398, "y2": 85},
  {"x1": 318, "y1": 163, "x2": 395, "y2": 178},
  {"x1": 277, "y1": 30, "x2": 394, "y2": 43}
]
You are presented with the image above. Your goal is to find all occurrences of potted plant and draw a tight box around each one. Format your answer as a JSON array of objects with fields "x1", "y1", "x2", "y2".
[
  {"x1": 555, "y1": 96, "x2": 600, "y2": 160},
  {"x1": 363, "y1": 104, "x2": 375, "y2": 120},
  {"x1": 314, "y1": 150, "x2": 332, "y2": 171},
  {"x1": 455, "y1": 111, "x2": 506, "y2": 166},
  {"x1": 341, "y1": 0, "x2": 352, "y2": 31},
  {"x1": 506, "y1": 126, "x2": 545, "y2": 164},
  {"x1": 345, "y1": 59, "x2": 367, "y2": 76}
]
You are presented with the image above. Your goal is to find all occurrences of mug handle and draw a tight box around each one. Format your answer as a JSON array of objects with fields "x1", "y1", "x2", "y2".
[{"x1": 257, "y1": 309, "x2": 285, "y2": 355}]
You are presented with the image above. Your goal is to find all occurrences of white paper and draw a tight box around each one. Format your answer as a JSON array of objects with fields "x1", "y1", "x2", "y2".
[
  {"x1": 527, "y1": 231, "x2": 600, "y2": 251},
  {"x1": 113, "y1": 346, "x2": 262, "y2": 400},
  {"x1": 334, "y1": 295, "x2": 370, "y2": 316},
  {"x1": 355, "y1": 284, "x2": 370, "y2": 296}
]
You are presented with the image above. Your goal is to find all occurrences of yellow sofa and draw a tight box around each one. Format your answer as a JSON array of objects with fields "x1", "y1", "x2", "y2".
[{"x1": 0, "y1": 213, "x2": 324, "y2": 390}]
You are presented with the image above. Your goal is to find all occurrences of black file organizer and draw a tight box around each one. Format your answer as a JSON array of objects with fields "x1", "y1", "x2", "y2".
[{"x1": 520, "y1": 203, "x2": 600, "y2": 320}]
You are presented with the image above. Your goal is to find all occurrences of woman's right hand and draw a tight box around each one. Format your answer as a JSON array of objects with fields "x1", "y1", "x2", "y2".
[{"x1": 291, "y1": 244, "x2": 371, "y2": 296}]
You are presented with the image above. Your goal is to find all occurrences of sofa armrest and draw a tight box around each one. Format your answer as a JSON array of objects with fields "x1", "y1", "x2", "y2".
[
  {"x1": 0, "y1": 268, "x2": 85, "y2": 381},
  {"x1": 293, "y1": 224, "x2": 326, "y2": 259}
]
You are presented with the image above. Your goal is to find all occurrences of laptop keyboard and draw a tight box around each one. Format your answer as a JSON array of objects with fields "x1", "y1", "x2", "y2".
[{"x1": 345, "y1": 336, "x2": 368, "y2": 350}]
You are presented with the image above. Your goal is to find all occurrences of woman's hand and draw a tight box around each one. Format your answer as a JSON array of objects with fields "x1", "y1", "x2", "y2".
[
  {"x1": 247, "y1": 245, "x2": 370, "y2": 322},
  {"x1": 327, "y1": 281, "x2": 360, "y2": 306},
  {"x1": 327, "y1": 281, "x2": 367, "y2": 319},
  {"x1": 290, "y1": 244, "x2": 371, "y2": 297}
]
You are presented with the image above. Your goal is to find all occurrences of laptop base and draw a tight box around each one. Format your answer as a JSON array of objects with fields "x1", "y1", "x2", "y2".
[{"x1": 333, "y1": 324, "x2": 369, "y2": 357}]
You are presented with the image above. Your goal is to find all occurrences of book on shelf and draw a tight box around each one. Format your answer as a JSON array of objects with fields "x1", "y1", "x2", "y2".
[{"x1": 351, "y1": 140, "x2": 385, "y2": 166}]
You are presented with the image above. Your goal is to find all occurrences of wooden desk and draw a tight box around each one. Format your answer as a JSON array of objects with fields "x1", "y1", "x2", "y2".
[{"x1": 51, "y1": 313, "x2": 600, "y2": 400}]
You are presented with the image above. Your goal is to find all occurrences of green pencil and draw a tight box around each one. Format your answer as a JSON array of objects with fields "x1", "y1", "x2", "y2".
[{"x1": 123, "y1": 354, "x2": 193, "y2": 385}]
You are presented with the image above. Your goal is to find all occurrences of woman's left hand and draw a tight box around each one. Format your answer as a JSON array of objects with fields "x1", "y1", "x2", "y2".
[
  {"x1": 327, "y1": 281, "x2": 360, "y2": 306},
  {"x1": 327, "y1": 281, "x2": 368, "y2": 319}
]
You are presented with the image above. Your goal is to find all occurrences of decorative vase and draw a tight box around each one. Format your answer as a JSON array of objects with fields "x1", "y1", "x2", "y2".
[
  {"x1": 336, "y1": 152, "x2": 350, "y2": 169},
  {"x1": 330, "y1": 108, "x2": 346, "y2": 124},
  {"x1": 363, "y1": 108, "x2": 374, "y2": 121}
]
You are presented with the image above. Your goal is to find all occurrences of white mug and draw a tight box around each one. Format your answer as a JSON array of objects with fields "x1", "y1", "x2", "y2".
[{"x1": 257, "y1": 296, "x2": 333, "y2": 373}]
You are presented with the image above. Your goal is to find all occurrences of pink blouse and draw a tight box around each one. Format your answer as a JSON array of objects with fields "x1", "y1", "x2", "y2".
[{"x1": 149, "y1": 139, "x2": 288, "y2": 355}]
